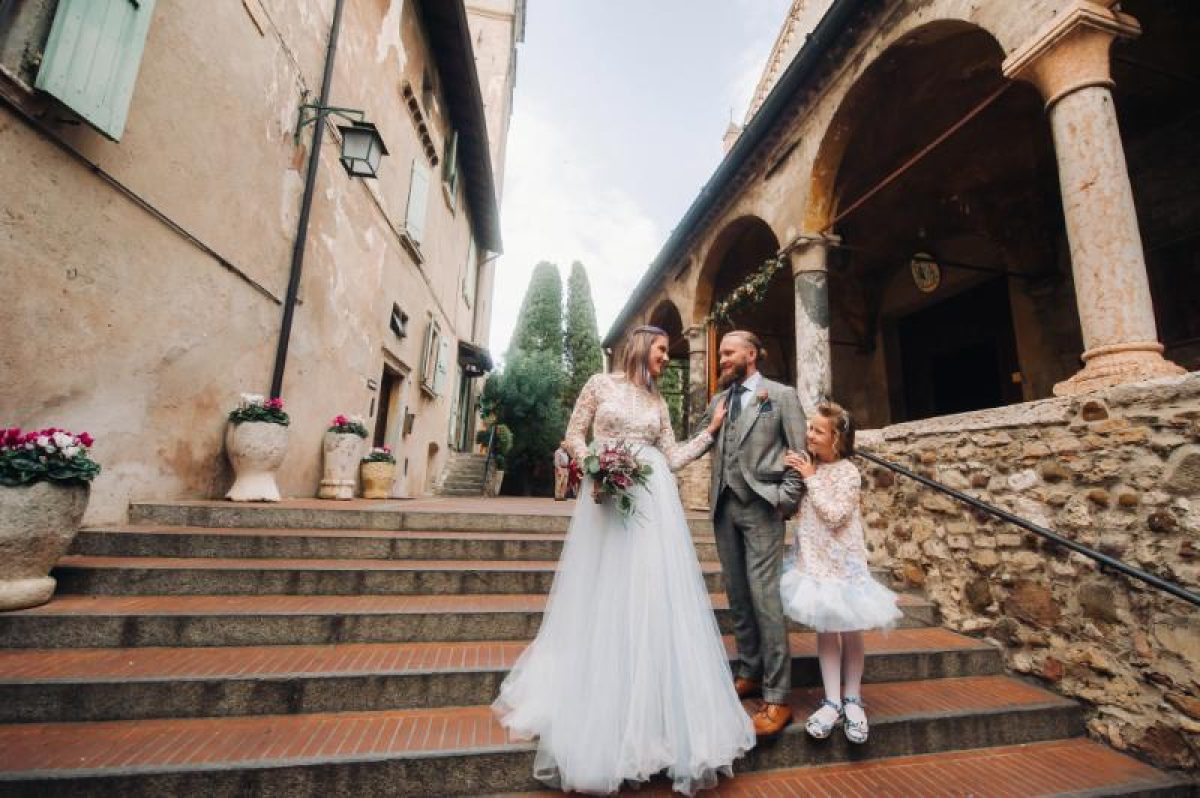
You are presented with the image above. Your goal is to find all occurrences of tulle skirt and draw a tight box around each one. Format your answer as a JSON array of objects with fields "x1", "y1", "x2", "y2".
[
  {"x1": 780, "y1": 566, "x2": 903, "y2": 633},
  {"x1": 492, "y1": 446, "x2": 755, "y2": 795}
]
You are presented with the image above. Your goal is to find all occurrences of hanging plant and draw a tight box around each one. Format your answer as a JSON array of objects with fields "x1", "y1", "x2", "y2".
[{"x1": 705, "y1": 256, "x2": 784, "y2": 325}]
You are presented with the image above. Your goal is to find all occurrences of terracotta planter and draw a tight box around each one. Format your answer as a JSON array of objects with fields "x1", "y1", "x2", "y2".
[
  {"x1": 0, "y1": 481, "x2": 89, "y2": 610},
  {"x1": 225, "y1": 421, "x2": 288, "y2": 502},
  {"x1": 361, "y1": 461, "x2": 396, "y2": 499},
  {"x1": 318, "y1": 431, "x2": 363, "y2": 500}
]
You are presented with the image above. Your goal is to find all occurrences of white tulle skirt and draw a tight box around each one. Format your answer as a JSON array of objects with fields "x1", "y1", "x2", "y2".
[
  {"x1": 492, "y1": 446, "x2": 755, "y2": 795},
  {"x1": 780, "y1": 566, "x2": 903, "y2": 633}
]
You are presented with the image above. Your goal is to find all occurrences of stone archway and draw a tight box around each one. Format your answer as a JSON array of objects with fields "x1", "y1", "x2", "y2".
[
  {"x1": 695, "y1": 216, "x2": 795, "y2": 393},
  {"x1": 648, "y1": 299, "x2": 690, "y2": 437},
  {"x1": 801, "y1": 20, "x2": 1080, "y2": 425}
]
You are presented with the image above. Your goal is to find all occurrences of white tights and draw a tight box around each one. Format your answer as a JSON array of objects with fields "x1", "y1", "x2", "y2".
[{"x1": 813, "y1": 631, "x2": 866, "y2": 723}]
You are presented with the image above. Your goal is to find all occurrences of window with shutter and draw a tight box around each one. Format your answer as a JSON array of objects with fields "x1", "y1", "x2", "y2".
[
  {"x1": 442, "y1": 130, "x2": 459, "y2": 210},
  {"x1": 420, "y1": 320, "x2": 439, "y2": 394},
  {"x1": 432, "y1": 336, "x2": 451, "y2": 396},
  {"x1": 405, "y1": 158, "x2": 431, "y2": 246},
  {"x1": 462, "y1": 236, "x2": 477, "y2": 307},
  {"x1": 35, "y1": 0, "x2": 157, "y2": 141}
]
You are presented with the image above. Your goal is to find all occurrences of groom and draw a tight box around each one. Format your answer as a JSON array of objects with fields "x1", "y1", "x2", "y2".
[{"x1": 697, "y1": 330, "x2": 806, "y2": 736}]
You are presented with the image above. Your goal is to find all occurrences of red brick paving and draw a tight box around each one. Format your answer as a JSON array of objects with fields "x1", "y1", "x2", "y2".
[
  {"x1": 85, "y1": 525, "x2": 576, "y2": 541},
  {"x1": 506, "y1": 739, "x2": 1180, "y2": 797},
  {"x1": 0, "y1": 676, "x2": 1065, "y2": 774},
  {"x1": 57, "y1": 555, "x2": 724, "y2": 574},
  {"x1": 0, "y1": 628, "x2": 985, "y2": 682}
]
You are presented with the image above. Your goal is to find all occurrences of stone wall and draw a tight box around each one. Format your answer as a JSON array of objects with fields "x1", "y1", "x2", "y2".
[{"x1": 858, "y1": 373, "x2": 1200, "y2": 771}]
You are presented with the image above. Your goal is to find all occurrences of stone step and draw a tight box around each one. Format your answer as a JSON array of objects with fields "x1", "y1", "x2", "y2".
[
  {"x1": 129, "y1": 500, "x2": 716, "y2": 536},
  {"x1": 0, "y1": 593, "x2": 936, "y2": 648},
  {"x1": 0, "y1": 676, "x2": 1085, "y2": 796},
  {"x1": 50, "y1": 556, "x2": 726, "y2": 596},
  {"x1": 0, "y1": 628, "x2": 999, "y2": 722},
  {"x1": 503, "y1": 739, "x2": 1193, "y2": 798}
]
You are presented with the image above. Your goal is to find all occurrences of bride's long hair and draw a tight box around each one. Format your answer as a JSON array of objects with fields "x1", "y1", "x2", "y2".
[{"x1": 622, "y1": 325, "x2": 669, "y2": 395}]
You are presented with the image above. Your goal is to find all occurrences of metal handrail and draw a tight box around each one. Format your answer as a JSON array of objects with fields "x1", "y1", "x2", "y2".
[
  {"x1": 480, "y1": 425, "x2": 497, "y2": 496},
  {"x1": 856, "y1": 449, "x2": 1200, "y2": 608}
]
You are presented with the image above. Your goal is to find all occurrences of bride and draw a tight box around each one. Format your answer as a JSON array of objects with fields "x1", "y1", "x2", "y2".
[{"x1": 493, "y1": 325, "x2": 755, "y2": 795}]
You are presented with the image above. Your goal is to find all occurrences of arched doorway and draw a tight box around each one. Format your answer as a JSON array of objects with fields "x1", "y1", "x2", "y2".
[
  {"x1": 649, "y1": 299, "x2": 689, "y2": 437},
  {"x1": 806, "y1": 21, "x2": 1079, "y2": 425},
  {"x1": 696, "y1": 216, "x2": 795, "y2": 395}
]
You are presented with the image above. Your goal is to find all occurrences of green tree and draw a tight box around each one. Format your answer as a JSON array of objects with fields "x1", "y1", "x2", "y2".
[
  {"x1": 480, "y1": 349, "x2": 566, "y2": 495},
  {"x1": 508, "y1": 261, "x2": 564, "y2": 359},
  {"x1": 563, "y1": 261, "x2": 603, "y2": 410}
]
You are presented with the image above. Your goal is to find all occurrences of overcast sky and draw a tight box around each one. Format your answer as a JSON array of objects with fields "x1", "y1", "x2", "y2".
[{"x1": 488, "y1": 0, "x2": 793, "y2": 357}]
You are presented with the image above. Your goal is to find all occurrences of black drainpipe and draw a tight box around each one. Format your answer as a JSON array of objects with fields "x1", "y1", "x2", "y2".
[{"x1": 270, "y1": 0, "x2": 347, "y2": 398}]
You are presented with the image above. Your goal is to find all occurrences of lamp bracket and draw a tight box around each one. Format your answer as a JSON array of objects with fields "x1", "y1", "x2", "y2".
[{"x1": 294, "y1": 91, "x2": 366, "y2": 144}]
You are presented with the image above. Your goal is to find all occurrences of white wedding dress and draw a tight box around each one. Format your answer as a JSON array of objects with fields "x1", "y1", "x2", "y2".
[{"x1": 493, "y1": 373, "x2": 755, "y2": 795}]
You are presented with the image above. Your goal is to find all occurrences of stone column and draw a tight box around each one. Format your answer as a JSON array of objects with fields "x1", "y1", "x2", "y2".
[
  {"x1": 1003, "y1": 1, "x2": 1184, "y2": 396},
  {"x1": 684, "y1": 324, "x2": 709, "y2": 433},
  {"x1": 793, "y1": 236, "x2": 836, "y2": 414}
]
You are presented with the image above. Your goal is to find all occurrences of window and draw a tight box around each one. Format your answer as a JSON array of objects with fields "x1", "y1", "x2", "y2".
[
  {"x1": 402, "y1": 158, "x2": 431, "y2": 256},
  {"x1": 441, "y1": 130, "x2": 459, "y2": 211},
  {"x1": 33, "y1": 0, "x2": 158, "y2": 141},
  {"x1": 389, "y1": 303, "x2": 409, "y2": 339},
  {"x1": 420, "y1": 320, "x2": 451, "y2": 397},
  {"x1": 0, "y1": 0, "x2": 56, "y2": 86}
]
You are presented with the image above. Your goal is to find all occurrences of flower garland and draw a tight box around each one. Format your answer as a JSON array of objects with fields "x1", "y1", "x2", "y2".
[{"x1": 705, "y1": 256, "x2": 784, "y2": 325}]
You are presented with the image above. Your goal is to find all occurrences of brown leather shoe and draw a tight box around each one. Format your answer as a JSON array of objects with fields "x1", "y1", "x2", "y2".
[
  {"x1": 752, "y1": 702, "x2": 793, "y2": 737},
  {"x1": 734, "y1": 677, "x2": 762, "y2": 699}
]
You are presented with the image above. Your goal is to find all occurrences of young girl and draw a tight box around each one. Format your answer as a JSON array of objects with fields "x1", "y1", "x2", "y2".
[{"x1": 779, "y1": 401, "x2": 901, "y2": 744}]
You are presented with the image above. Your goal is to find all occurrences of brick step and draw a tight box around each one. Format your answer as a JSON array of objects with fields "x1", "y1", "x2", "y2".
[
  {"x1": 72, "y1": 526, "x2": 723, "y2": 562},
  {"x1": 0, "y1": 628, "x2": 998, "y2": 722},
  {"x1": 130, "y1": 500, "x2": 724, "y2": 535},
  {"x1": 504, "y1": 739, "x2": 1192, "y2": 798},
  {"x1": 0, "y1": 593, "x2": 936, "y2": 648},
  {"x1": 51, "y1": 555, "x2": 726, "y2": 596},
  {"x1": 0, "y1": 676, "x2": 1085, "y2": 796}
]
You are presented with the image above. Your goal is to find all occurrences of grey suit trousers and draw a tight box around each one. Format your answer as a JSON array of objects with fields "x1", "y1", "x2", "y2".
[{"x1": 714, "y1": 487, "x2": 790, "y2": 704}]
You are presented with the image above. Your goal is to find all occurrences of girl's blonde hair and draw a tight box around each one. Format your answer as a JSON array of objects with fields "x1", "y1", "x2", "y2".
[
  {"x1": 815, "y1": 401, "x2": 855, "y2": 459},
  {"x1": 623, "y1": 325, "x2": 668, "y2": 393}
]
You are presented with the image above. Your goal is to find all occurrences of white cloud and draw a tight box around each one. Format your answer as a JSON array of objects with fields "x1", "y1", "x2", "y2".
[{"x1": 490, "y1": 104, "x2": 661, "y2": 359}]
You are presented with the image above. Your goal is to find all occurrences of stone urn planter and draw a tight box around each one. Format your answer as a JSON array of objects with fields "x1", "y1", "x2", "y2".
[
  {"x1": 361, "y1": 460, "x2": 396, "y2": 499},
  {"x1": 225, "y1": 421, "x2": 288, "y2": 502},
  {"x1": 318, "y1": 431, "x2": 363, "y2": 500},
  {"x1": 0, "y1": 481, "x2": 89, "y2": 610}
]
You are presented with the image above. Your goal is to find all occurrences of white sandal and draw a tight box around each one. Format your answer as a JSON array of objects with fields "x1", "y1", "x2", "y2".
[
  {"x1": 804, "y1": 698, "x2": 843, "y2": 739},
  {"x1": 842, "y1": 695, "x2": 869, "y2": 743}
]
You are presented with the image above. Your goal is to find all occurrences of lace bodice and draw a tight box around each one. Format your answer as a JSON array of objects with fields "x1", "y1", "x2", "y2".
[
  {"x1": 794, "y1": 458, "x2": 870, "y2": 581},
  {"x1": 565, "y1": 373, "x2": 712, "y2": 472}
]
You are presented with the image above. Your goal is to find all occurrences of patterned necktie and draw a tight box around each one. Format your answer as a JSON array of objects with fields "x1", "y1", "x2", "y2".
[{"x1": 728, "y1": 383, "x2": 746, "y2": 425}]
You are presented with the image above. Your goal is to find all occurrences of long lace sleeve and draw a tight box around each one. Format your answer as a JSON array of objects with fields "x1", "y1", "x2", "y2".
[
  {"x1": 804, "y1": 460, "x2": 861, "y2": 530},
  {"x1": 656, "y1": 396, "x2": 713, "y2": 472},
  {"x1": 565, "y1": 374, "x2": 602, "y2": 461}
]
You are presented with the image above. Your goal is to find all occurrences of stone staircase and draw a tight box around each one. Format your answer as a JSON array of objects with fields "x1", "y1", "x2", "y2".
[
  {"x1": 0, "y1": 499, "x2": 1190, "y2": 796},
  {"x1": 435, "y1": 452, "x2": 490, "y2": 497}
]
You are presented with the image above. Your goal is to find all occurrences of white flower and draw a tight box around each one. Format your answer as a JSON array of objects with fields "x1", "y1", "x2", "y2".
[
  {"x1": 24, "y1": 442, "x2": 35, "y2": 450},
  {"x1": 349, "y1": 415, "x2": 365, "y2": 426},
  {"x1": 53, "y1": 432, "x2": 72, "y2": 448},
  {"x1": 62, "y1": 446, "x2": 80, "y2": 458},
  {"x1": 238, "y1": 393, "x2": 265, "y2": 408},
  {"x1": 35, "y1": 435, "x2": 50, "y2": 448}
]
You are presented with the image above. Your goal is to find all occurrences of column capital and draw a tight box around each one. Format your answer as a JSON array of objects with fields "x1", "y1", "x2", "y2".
[
  {"x1": 790, "y1": 233, "x2": 841, "y2": 276},
  {"x1": 1002, "y1": 1, "x2": 1140, "y2": 108}
]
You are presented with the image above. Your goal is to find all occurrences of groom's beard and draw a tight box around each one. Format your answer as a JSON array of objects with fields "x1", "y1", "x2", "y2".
[{"x1": 717, "y1": 361, "x2": 748, "y2": 390}]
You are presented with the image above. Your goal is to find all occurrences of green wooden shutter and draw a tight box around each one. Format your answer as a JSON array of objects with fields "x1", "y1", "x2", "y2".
[
  {"x1": 420, "y1": 321, "x2": 437, "y2": 391},
  {"x1": 405, "y1": 159, "x2": 431, "y2": 245},
  {"x1": 442, "y1": 130, "x2": 458, "y2": 189},
  {"x1": 35, "y1": 0, "x2": 157, "y2": 141}
]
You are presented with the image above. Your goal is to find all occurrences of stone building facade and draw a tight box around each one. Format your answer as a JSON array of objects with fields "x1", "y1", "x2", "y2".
[
  {"x1": 0, "y1": 0, "x2": 525, "y2": 522},
  {"x1": 608, "y1": 0, "x2": 1199, "y2": 770}
]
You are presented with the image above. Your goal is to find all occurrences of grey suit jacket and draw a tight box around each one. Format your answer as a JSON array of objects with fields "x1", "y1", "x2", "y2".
[{"x1": 696, "y1": 377, "x2": 807, "y2": 519}]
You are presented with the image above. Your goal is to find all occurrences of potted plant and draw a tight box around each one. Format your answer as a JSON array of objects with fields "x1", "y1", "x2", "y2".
[
  {"x1": 318, "y1": 414, "x2": 367, "y2": 500},
  {"x1": 361, "y1": 446, "x2": 396, "y2": 499},
  {"x1": 483, "y1": 423, "x2": 512, "y2": 498},
  {"x1": 225, "y1": 394, "x2": 289, "y2": 502},
  {"x1": 0, "y1": 427, "x2": 100, "y2": 610}
]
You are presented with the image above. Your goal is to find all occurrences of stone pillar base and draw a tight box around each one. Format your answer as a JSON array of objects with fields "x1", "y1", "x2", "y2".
[{"x1": 1053, "y1": 341, "x2": 1185, "y2": 396}]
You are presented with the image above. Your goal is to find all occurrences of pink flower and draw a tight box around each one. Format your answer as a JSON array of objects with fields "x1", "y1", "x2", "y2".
[
  {"x1": 79, "y1": 432, "x2": 94, "y2": 447},
  {"x1": 333, "y1": 415, "x2": 348, "y2": 426}
]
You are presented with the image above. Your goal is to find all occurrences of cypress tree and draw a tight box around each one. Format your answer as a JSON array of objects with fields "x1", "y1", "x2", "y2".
[
  {"x1": 508, "y1": 261, "x2": 563, "y2": 359},
  {"x1": 563, "y1": 261, "x2": 603, "y2": 410}
]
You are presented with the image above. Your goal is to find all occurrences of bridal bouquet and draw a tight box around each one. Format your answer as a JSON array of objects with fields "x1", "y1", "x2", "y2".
[{"x1": 583, "y1": 440, "x2": 653, "y2": 519}]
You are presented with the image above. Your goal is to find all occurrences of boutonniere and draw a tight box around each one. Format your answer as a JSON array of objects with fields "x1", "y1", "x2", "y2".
[{"x1": 755, "y1": 389, "x2": 772, "y2": 412}]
